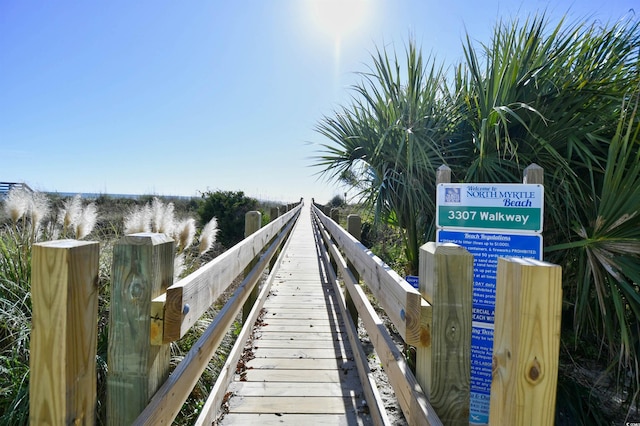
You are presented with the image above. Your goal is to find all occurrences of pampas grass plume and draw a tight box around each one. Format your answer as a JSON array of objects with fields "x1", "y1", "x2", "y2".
[
  {"x1": 76, "y1": 203, "x2": 98, "y2": 239},
  {"x1": 175, "y1": 218, "x2": 196, "y2": 252},
  {"x1": 198, "y1": 218, "x2": 218, "y2": 256},
  {"x1": 151, "y1": 197, "x2": 175, "y2": 234},
  {"x1": 4, "y1": 187, "x2": 30, "y2": 223},
  {"x1": 28, "y1": 191, "x2": 50, "y2": 235},
  {"x1": 174, "y1": 253, "x2": 185, "y2": 281},
  {"x1": 59, "y1": 195, "x2": 82, "y2": 236},
  {"x1": 124, "y1": 205, "x2": 152, "y2": 234}
]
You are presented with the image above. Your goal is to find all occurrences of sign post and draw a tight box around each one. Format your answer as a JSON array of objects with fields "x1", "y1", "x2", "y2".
[{"x1": 436, "y1": 183, "x2": 544, "y2": 424}]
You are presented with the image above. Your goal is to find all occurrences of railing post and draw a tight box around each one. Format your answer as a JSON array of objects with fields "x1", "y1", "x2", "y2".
[
  {"x1": 417, "y1": 242, "x2": 473, "y2": 425},
  {"x1": 270, "y1": 206, "x2": 279, "y2": 221},
  {"x1": 437, "y1": 164, "x2": 452, "y2": 185},
  {"x1": 243, "y1": 211, "x2": 262, "y2": 322},
  {"x1": 523, "y1": 163, "x2": 544, "y2": 185},
  {"x1": 346, "y1": 214, "x2": 361, "y2": 323},
  {"x1": 107, "y1": 233, "x2": 174, "y2": 425},
  {"x1": 489, "y1": 258, "x2": 561, "y2": 425},
  {"x1": 30, "y1": 240, "x2": 100, "y2": 426},
  {"x1": 330, "y1": 208, "x2": 340, "y2": 223}
]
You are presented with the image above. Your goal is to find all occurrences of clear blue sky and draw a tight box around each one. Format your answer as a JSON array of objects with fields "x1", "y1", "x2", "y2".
[{"x1": 1, "y1": 1, "x2": 636, "y2": 204}]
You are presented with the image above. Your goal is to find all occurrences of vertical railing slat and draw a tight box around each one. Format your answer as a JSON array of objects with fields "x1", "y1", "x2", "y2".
[
  {"x1": 489, "y1": 258, "x2": 562, "y2": 425},
  {"x1": 30, "y1": 240, "x2": 100, "y2": 425},
  {"x1": 107, "y1": 233, "x2": 174, "y2": 425},
  {"x1": 417, "y1": 242, "x2": 473, "y2": 425},
  {"x1": 242, "y1": 211, "x2": 262, "y2": 322}
]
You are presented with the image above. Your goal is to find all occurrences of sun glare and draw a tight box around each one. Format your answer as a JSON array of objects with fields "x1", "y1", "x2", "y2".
[{"x1": 310, "y1": 0, "x2": 367, "y2": 40}]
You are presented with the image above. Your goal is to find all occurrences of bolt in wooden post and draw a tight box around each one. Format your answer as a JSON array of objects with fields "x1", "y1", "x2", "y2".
[
  {"x1": 345, "y1": 214, "x2": 361, "y2": 323},
  {"x1": 489, "y1": 258, "x2": 562, "y2": 426},
  {"x1": 30, "y1": 240, "x2": 100, "y2": 426},
  {"x1": 417, "y1": 242, "x2": 473, "y2": 425},
  {"x1": 107, "y1": 233, "x2": 174, "y2": 425},
  {"x1": 243, "y1": 211, "x2": 262, "y2": 322}
]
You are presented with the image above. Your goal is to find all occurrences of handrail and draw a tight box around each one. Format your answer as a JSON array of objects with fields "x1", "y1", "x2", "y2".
[
  {"x1": 0, "y1": 181, "x2": 32, "y2": 195},
  {"x1": 311, "y1": 204, "x2": 430, "y2": 347},
  {"x1": 151, "y1": 205, "x2": 302, "y2": 343},
  {"x1": 133, "y1": 204, "x2": 301, "y2": 425},
  {"x1": 311, "y1": 204, "x2": 440, "y2": 425}
]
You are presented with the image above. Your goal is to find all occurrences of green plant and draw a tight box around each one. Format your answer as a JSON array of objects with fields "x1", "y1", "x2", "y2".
[
  {"x1": 198, "y1": 190, "x2": 259, "y2": 248},
  {"x1": 314, "y1": 11, "x2": 640, "y2": 417},
  {"x1": 315, "y1": 41, "x2": 456, "y2": 273}
]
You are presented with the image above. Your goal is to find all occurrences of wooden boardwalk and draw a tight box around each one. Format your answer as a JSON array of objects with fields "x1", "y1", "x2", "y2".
[{"x1": 220, "y1": 204, "x2": 372, "y2": 425}]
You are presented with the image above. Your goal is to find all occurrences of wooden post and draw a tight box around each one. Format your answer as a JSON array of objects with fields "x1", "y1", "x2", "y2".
[
  {"x1": 345, "y1": 214, "x2": 361, "y2": 323},
  {"x1": 330, "y1": 208, "x2": 340, "y2": 223},
  {"x1": 436, "y1": 164, "x2": 452, "y2": 185},
  {"x1": 417, "y1": 242, "x2": 473, "y2": 425},
  {"x1": 269, "y1": 206, "x2": 279, "y2": 221},
  {"x1": 30, "y1": 240, "x2": 100, "y2": 426},
  {"x1": 107, "y1": 233, "x2": 174, "y2": 425},
  {"x1": 243, "y1": 211, "x2": 262, "y2": 322},
  {"x1": 523, "y1": 163, "x2": 544, "y2": 185},
  {"x1": 489, "y1": 258, "x2": 562, "y2": 426}
]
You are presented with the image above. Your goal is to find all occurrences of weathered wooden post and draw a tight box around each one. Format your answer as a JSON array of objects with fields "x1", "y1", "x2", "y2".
[
  {"x1": 30, "y1": 240, "x2": 100, "y2": 426},
  {"x1": 417, "y1": 242, "x2": 473, "y2": 425},
  {"x1": 489, "y1": 258, "x2": 562, "y2": 425},
  {"x1": 330, "y1": 208, "x2": 340, "y2": 223},
  {"x1": 345, "y1": 214, "x2": 361, "y2": 323},
  {"x1": 269, "y1": 206, "x2": 279, "y2": 221},
  {"x1": 523, "y1": 163, "x2": 544, "y2": 185},
  {"x1": 107, "y1": 233, "x2": 174, "y2": 425},
  {"x1": 243, "y1": 211, "x2": 262, "y2": 322},
  {"x1": 436, "y1": 164, "x2": 452, "y2": 185}
]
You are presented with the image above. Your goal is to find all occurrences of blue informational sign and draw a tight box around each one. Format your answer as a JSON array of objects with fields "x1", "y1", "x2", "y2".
[
  {"x1": 436, "y1": 229, "x2": 542, "y2": 424},
  {"x1": 405, "y1": 275, "x2": 419, "y2": 289}
]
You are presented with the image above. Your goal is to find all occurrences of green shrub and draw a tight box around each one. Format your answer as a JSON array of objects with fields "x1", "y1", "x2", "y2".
[{"x1": 198, "y1": 190, "x2": 259, "y2": 248}]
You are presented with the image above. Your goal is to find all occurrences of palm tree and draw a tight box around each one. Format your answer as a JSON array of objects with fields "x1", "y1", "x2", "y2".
[
  {"x1": 314, "y1": 12, "x2": 640, "y2": 414},
  {"x1": 315, "y1": 41, "x2": 460, "y2": 273},
  {"x1": 454, "y1": 15, "x2": 640, "y2": 403}
]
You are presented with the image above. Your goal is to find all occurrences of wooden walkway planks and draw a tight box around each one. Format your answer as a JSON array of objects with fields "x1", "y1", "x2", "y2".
[{"x1": 220, "y1": 204, "x2": 372, "y2": 425}]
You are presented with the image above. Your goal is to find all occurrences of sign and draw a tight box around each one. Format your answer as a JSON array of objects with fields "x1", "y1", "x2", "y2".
[
  {"x1": 437, "y1": 229, "x2": 543, "y2": 424},
  {"x1": 437, "y1": 183, "x2": 543, "y2": 233},
  {"x1": 405, "y1": 275, "x2": 419, "y2": 289},
  {"x1": 436, "y1": 183, "x2": 544, "y2": 425}
]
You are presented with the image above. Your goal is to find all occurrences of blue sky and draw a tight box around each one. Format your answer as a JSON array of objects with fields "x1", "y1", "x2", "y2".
[{"x1": 1, "y1": 1, "x2": 637, "y2": 203}]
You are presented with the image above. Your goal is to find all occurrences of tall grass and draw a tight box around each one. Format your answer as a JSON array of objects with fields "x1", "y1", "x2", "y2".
[
  {"x1": 0, "y1": 188, "x2": 86, "y2": 424},
  {"x1": 0, "y1": 190, "x2": 224, "y2": 424}
]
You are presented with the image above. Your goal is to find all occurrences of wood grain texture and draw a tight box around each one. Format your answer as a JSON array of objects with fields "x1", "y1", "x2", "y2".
[
  {"x1": 489, "y1": 257, "x2": 562, "y2": 426},
  {"x1": 418, "y1": 242, "x2": 473, "y2": 425},
  {"x1": 30, "y1": 240, "x2": 99, "y2": 426},
  {"x1": 106, "y1": 233, "x2": 173, "y2": 426}
]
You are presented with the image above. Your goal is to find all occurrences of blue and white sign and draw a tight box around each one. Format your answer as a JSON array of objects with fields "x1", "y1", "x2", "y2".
[
  {"x1": 437, "y1": 183, "x2": 544, "y2": 233},
  {"x1": 436, "y1": 229, "x2": 543, "y2": 424},
  {"x1": 405, "y1": 275, "x2": 419, "y2": 289}
]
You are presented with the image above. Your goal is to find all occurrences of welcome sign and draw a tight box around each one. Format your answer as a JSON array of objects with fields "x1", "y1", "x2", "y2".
[
  {"x1": 436, "y1": 182, "x2": 544, "y2": 424},
  {"x1": 436, "y1": 183, "x2": 543, "y2": 233}
]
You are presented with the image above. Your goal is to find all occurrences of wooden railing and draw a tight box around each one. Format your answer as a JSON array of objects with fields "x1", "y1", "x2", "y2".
[
  {"x1": 0, "y1": 181, "x2": 32, "y2": 196},
  {"x1": 28, "y1": 195, "x2": 561, "y2": 425},
  {"x1": 311, "y1": 202, "x2": 562, "y2": 426},
  {"x1": 29, "y1": 201, "x2": 302, "y2": 425}
]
